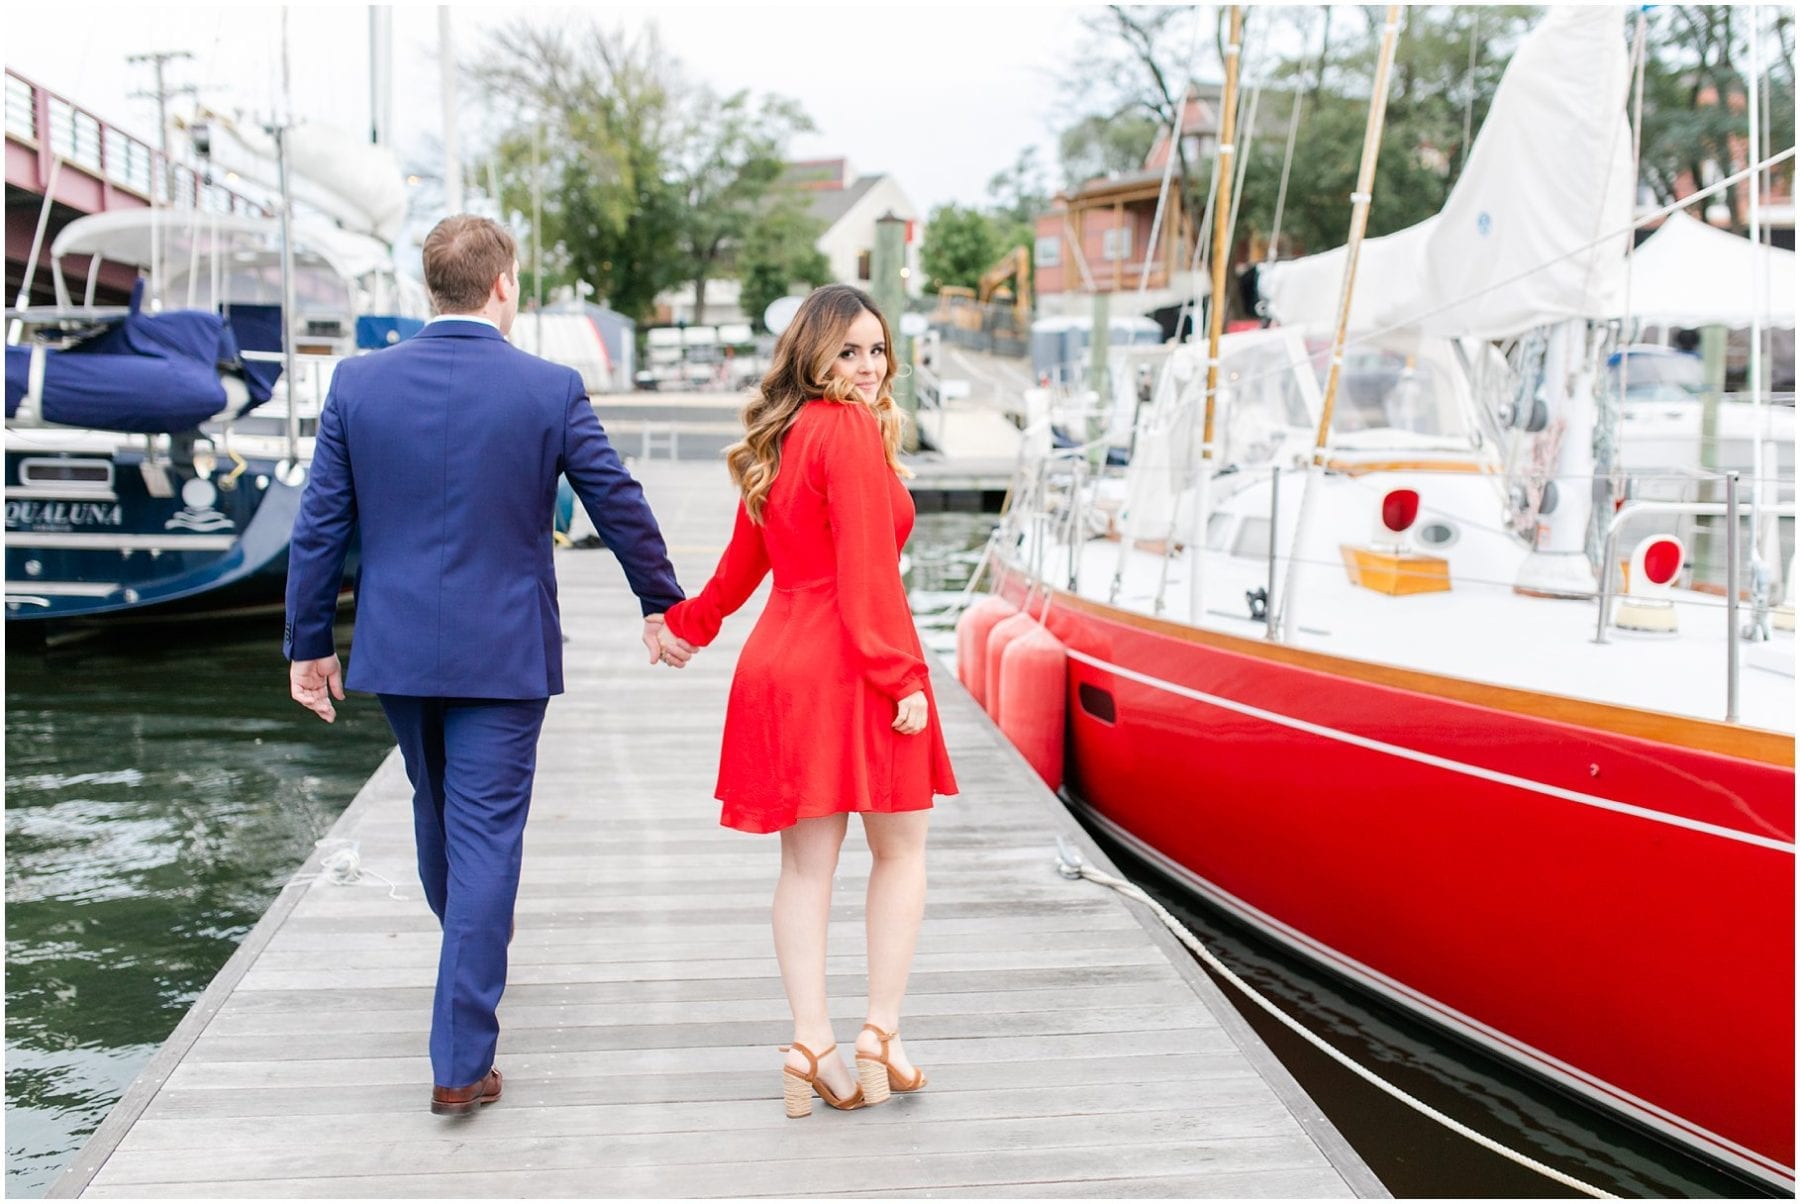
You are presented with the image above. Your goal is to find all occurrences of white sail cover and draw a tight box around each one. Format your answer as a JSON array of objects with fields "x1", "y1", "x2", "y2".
[
  {"x1": 1627, "y1": 209, "x2": 1796, "y2": 328},
  {"x1": 1259, "y1": 5, "x2": 1635, "y2": 339},
  {"x1": 182, "y1": 109, "x2": 409, "y2": 243}
]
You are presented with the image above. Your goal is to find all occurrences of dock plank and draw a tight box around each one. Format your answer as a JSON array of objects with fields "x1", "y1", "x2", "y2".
[{"x1": 52, "y1": 459, "x2": 1385, "y2": 1200}]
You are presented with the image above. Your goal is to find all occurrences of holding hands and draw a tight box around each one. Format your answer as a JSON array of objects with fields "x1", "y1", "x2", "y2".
[{"x1": 643, "y1": 615, "x2": 697, "y2": 669}]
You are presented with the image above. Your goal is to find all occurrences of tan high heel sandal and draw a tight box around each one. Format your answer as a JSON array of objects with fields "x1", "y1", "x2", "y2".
[
  {"x1": 855, "y1": 1023, "x2": 927, "y2": 1105},
  {"x1": 779, "y1": 1041, "x2": 866, "y2": 1118}
]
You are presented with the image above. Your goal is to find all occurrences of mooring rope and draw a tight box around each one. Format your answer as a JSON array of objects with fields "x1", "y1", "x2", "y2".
[
  {"x1": 290, "y1": 837, "x2": 406, "y2": 901},
  {"x1": 1053, "y1": 839, "x2": 1616, "y2": 1198}
]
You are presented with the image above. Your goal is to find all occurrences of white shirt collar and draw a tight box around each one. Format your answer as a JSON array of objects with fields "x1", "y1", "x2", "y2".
[{"x1": 427, "y1": 314, "x2": 501, "y2": 331}]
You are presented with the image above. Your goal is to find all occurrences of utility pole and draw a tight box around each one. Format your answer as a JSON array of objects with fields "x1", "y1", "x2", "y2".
[{"x1": 127, "y1": 49, "x2": 197, "y2": 201}]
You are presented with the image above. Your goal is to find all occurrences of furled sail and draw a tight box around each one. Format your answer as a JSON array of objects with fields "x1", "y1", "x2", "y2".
[
  {"x1": 178, "y1": 108, "x2": 409, "y2": 243},
  {"x1": 1257, "y1": 5, "x2": 1634, "y2": 339}
]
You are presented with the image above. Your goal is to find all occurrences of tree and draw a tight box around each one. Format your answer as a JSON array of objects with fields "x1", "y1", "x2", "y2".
[
  {"x1": 737, "y1": 198, "x2": 830, "y2": 332},
  {"x1": 1637, "y1": 5, "x2": 1795, "y2": 232},
  {"x1": 468, "y1": 17, "x2": 818, "y2": 325},
  {"x1": 986, "y1": 147, "x2": 1048, "y2": 269},
  {"x1": 919, "y1": 204, "x2": 1002, "y2": 295},
  {"x1": 1057, "y1": 113, "x2": 1159, "y2": 188},
  {"x1": 470, "y1": 20, "x2": 686, "y2": 323},
  {"x1": 671, "y1": 87, "x2": 814, "y2": 324}
]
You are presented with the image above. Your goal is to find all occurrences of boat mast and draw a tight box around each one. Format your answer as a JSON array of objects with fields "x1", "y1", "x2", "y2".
[
  {"x1": 276, "y1": 6, "x2": 299, "y2": 467},
  {"x1": 1276, "y1": 4, "x2": 1403, "y2": 642},
  {"x1": 440, "y1": 7, "x2": 463, "y2": 214},
  {"x1": 1188, "y1": 4, "x2": 1244, "y2": 624},
  {"x1": 1745, "y1": 9, "x2": 1771, "y2": 638}
]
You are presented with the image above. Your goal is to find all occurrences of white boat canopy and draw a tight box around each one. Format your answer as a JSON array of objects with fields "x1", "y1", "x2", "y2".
[
  {"x1": 50, "y1": 210, "x2": 396, "y2": 282},
  {"x1": 1625, "y1": 209, "x2": 1797, "y2": 330}
]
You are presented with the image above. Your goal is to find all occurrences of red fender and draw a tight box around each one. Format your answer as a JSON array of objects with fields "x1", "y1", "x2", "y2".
[
  {"x1": 954, "y1": 594, "x2": 1018, "y2": 706},
  {"x1": 998, "y1": 624, "x2": 1068, "y2": 790},
  {"x1": 983, "y1": 610, "x2": 1040, "y2": 722}
]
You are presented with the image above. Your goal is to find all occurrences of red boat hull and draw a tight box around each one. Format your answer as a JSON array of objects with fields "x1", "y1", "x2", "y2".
[{"x1": 992, "y1": 566, "x2": 1795, "y2": 1188}]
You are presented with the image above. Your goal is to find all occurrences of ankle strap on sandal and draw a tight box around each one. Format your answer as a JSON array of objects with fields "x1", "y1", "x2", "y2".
[{"x1": 779, "y1": 1041, "x2": 834, "y2": 1076}]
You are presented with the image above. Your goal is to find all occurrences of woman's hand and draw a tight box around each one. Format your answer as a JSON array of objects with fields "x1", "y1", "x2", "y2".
[
  {"x1": 644, "y1": 615, "x2": 696, "y2": 668},
  {"x1": 894, "y1": 690, "x2": 928, "y2": 735}
]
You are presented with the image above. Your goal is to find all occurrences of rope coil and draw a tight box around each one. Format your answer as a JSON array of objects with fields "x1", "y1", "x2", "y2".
[
  {"x1": 293, "y1": 838, "x2": 405, "y2": 901},
  {"x1": 1053, "y1": 838, "x2": 1616, "y2": 1199}
]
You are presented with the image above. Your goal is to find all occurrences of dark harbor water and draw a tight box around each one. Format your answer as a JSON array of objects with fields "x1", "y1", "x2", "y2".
[
  {"x1": 3, "y1": 620, "x2": 396, "y2": 1197},
  {"x1": 2, "y1": 510, "x2": 1777, "y2": 1198}
]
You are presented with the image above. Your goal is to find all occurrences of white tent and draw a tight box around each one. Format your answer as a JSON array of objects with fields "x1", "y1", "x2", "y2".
[{"x1": 1626, "y1": 209, "x2": 1796, "y2": 329}]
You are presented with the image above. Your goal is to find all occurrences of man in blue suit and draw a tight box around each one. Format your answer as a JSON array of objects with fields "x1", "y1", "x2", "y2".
[{"x1": 284, "y1": 215, "x2": 693, "y2": 1114}]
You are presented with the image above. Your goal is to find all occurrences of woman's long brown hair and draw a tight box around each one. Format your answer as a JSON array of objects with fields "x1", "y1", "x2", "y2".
[{"x1": 726, "y1": 284, "x2": 910, "y2": 522}]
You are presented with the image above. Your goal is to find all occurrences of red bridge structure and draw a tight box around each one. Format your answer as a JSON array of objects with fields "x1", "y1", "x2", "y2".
[{"x1": 6, "y1": 69, "x2": 262, "y2": 307}]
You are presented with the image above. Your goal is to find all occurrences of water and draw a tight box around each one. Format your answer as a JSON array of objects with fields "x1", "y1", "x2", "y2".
[
  {"x1": 4, "y1": 509, "x2": 1774, "y2": 1197},
  {"x1": 4, "y1": 621, "x2": 395, "y2": 1197}
]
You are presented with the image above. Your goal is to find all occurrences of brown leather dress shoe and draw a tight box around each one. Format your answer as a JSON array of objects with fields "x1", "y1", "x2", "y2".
[{"x1": 431, "y1": 1067, "x2": 502, "y2": 1116}]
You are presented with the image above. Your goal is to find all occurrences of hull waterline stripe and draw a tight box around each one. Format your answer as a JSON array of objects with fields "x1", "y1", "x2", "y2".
[
  {"x1": 1072, "y1": 800, "x2": 1797, "y2": 1188},
  {"x1": 1064, "y1": 648, "x2": 1796, "y2": 854},
  {"x1": 4, "y1": 532, "x2": 237, "y2": 551}
]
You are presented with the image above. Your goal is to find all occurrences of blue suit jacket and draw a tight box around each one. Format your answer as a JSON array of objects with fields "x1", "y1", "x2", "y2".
[{"x1": 283, "y1": 320, "x2": 684, "y2": 699}]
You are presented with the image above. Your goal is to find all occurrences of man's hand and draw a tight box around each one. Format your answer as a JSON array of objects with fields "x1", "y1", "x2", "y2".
[
  {"x1": 644, "y1": 615, "x2": 696, "y2": 669},
  {"x1": 894, "y1": 690, "x2": 928, "y2": 735},
  {"x1": 291, "y1": 655, "x2": 345, "y2": 723}
]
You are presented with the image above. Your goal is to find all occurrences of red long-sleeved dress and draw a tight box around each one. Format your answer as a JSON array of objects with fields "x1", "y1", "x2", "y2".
[{"x1": 664, "y1": 400, "x2": 958, "y2": 834}]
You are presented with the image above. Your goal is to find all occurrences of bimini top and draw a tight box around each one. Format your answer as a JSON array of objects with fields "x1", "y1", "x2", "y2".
[{"x1": 50, "y1": 209, "x2": 395, "y2": 283}]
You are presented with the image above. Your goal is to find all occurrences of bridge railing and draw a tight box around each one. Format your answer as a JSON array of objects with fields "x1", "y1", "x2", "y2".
[{"x1": 6, "y1": 69, "x2": 261, "y2": 216}]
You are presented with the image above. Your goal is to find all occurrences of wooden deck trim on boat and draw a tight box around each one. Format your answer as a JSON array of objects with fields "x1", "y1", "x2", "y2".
[
  {"x1": 1321, "y1": 458, "x2": 1495, "y2": 476},
  {"x1": 1030, "y1": 576, "x2": 1794, "y2": 769}
]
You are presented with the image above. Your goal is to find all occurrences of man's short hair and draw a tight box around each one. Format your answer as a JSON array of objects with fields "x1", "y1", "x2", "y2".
[{"x1": 422, "y1": 215, "x2": 517, "y2": 313}]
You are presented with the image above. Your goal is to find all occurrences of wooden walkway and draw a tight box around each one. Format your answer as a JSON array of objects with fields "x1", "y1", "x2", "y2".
[{"x1": 50, "y1": 459, "x2": 1386, "y2": 1199}]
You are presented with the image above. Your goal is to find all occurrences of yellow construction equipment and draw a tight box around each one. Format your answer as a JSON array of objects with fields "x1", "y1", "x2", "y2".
[
  {"x1": 932, "y1": 285, "x2": 977, "y2": 328},
  {"x1": 977, "y1": 245, "x2": 1033, "y2": 329}
]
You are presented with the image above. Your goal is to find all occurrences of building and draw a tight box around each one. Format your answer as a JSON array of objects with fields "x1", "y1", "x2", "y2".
[
  {"x1": 1033, "y1": 84, "x2": 1290, "y2": 330},
  {"x1": 790, "y1": 159, "x2": 923, "y2": 297},
  {"x1": 655, "y1": 158, "x2": 922, "y2": 327}
]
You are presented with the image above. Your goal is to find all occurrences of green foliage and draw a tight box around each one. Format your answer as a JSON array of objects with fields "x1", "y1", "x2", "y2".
[
  {"x1": 737, "y1": 198, "x2": 831, "y2": 332},
  {"x1": 1636, "y1": 5, "x2": 1796, "y2": 230},
  {"x1": 1057, "y1": 113, "x2": 1159, "y2": 188},
  {"x1": 468, "y1": 18, "x2": 814, "y2": 324},
  {"x1": 920, "y1": 204, "x2": 1004, "y2": 295},
  {"x1": 672, "y1": 88, "x2": 814, "y2": 322}
]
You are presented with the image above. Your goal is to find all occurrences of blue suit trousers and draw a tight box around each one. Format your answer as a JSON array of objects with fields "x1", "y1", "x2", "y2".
[{"x1": 378, "y1": 694, "x2": 548, "y2": 1089}]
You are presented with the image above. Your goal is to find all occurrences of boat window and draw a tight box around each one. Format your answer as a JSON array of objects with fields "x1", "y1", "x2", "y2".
[
  {"x1": 1231, "y1": 516, "x2": 1272, "y2": 559},
  {"x1": 1309, "y1": 342, "x2": 1464, "y2": 439},
  {"x1": 1200, "y1": 342, "x2": 1312, "y2": 466},
  {"x1": 18, "y1": 458, "x2": 114, "y2": 497},
  {"x1": 1206, "y1": 511, "x2": 1233, "y2": 550}
]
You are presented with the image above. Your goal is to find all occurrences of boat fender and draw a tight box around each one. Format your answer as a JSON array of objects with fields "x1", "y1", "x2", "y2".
[
  {"x1": 998, "y1": 625, "x2": 1068, "y2": 790},
  {"x1": 983, "y1": 610, "x2": 1040, "y2": 722},
  {"x1": 955, "y1": 594, "x2": 1017, "y2": 705}
]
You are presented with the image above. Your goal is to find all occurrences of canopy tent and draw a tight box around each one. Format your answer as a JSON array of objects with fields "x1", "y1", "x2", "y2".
[
  {"x1": 1256, "y1": 5, "x2": 1635, "y2": 340},
  {"x1": 1626, "y1": 209, "x2": 1796, "y2": 329}
]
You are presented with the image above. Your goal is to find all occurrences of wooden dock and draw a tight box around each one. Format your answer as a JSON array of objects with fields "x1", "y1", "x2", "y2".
[{"x1": 49, "y1": 459, "x2": 1385, "y2": 1199}]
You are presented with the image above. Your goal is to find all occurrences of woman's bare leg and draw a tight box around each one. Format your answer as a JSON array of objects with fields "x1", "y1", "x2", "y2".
[
  {"x1": 856, "y1": 809, "x2": 930, "y2": 1076},
  {"x1": 774, "y1": 813, "x2": 854, "y2": 1095}
]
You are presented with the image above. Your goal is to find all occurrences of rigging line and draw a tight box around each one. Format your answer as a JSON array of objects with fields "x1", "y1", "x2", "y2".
[
  {"x1": 1056, "y1": 850, "x2": 1622, "y2": 1197},
  {"x1": 1137, "y1": 5, "x2": 1203, "y2": 296}
]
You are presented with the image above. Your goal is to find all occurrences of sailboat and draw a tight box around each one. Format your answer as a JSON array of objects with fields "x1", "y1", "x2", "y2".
[
  {"x1": 4, "y1": 19, "x2": 425, "y2": 630},
  {"x1": 962, "y1": 6, "x2": 1793, "y2": 1189}
]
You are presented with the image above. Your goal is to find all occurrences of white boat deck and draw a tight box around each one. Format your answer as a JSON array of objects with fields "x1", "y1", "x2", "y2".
[{"x1": 1059, "y1": 535, "x2": 1795, "y2": 736}]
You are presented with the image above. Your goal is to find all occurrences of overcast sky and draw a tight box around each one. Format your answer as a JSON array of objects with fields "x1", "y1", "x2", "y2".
[{"x1": 7, "y1": 3, "x2": 1111, "y2": 218}]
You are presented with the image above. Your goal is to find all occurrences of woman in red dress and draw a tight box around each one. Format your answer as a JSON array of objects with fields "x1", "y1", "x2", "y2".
[{"x1": 659, "y1": 285, "x2": 957, "y2": 1116}]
